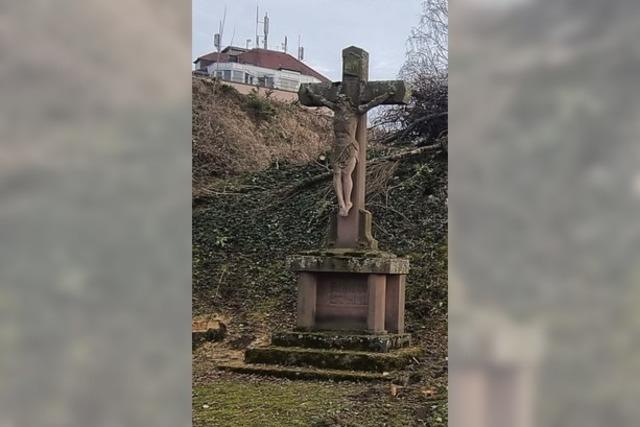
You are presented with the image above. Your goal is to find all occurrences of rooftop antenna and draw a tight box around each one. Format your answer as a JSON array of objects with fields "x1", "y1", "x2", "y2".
[
  {"x1": 282, "y1": 36, "x2": 288, "y2": 53},
  {"x1": 263, "y1": 12, "x2": 269, "y2": 49},
  {"x1": 216, "y1": 6, "x2": 227, "y2": 73},
  {"x1": 246, "y1": 38, "x2": 252, "y2": 49},
  {"x1": 297, "y1": 34, "x2": 304, "y2": 61},
  {"x1": 229, "y1": 25, "x2": 236, "y2": 47}
]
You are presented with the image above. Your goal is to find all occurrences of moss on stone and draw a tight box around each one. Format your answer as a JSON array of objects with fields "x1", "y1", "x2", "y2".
[
  {"x1": 288, "y1": 254, "x2": 409, "y2": 274},
  {"x1": 217, "y1": 363, "x2": 390, "y2": 382},
  {"x1": 245, "y1": 346, "x2": 423, "y2": 372},
  {"x1": 271, "y1": 331, "x2": 411, "y2": 352},
  {"x1": 301, "y1": 248, "x2": 394, "y2": 258}
]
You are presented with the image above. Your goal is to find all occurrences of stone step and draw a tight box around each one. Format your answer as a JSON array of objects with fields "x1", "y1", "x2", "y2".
[
  {"x1": 271, "y1": 331, "x2": 411, "y2": 353},
  {"x1": 217, "y1": 362, "x2": 391, "y2": 382},
  {"x1": 245, "y1": 345, "x2": 422, "y2": 373}
]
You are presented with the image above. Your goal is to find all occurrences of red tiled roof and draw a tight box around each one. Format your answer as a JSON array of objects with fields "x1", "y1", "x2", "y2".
[
  {"x1": 195, "y1": 52, "x2": 232, "y2": 63},
  {"x1": 194, "y1": 48, "x2": 330, "y2": 83}
]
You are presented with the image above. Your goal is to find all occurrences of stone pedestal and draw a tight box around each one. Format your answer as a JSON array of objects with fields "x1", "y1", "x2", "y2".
[
  {"x1": 223, "y1": 239, "x2": 415, "y2": 381},
  {"x1": 288, "y1": 249, "x2": 409, "y2": 334}
]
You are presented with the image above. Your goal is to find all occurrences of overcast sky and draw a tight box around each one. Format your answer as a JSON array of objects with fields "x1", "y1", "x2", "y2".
[{"x1": 192, "y1": 0, "x2": 423, "y2": 81}]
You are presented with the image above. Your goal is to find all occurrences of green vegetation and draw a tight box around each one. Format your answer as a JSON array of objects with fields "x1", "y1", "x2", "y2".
[
  {"x1": 245, "y1": 90, "x2": 278, "y2": 121},
  {"x1": 193, "y1": 380, "x2": 351, "y2": 427},
  {"x1": 192, "y1": 147, "x2": 448, "y2": 336},
  {"x1": 193, "y1": 379, "x2": 446, "y2": 427}
]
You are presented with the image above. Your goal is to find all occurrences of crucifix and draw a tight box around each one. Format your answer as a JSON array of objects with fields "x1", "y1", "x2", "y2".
[{"x1": 299, "y1": 46, "x2": 410, "y2": 250}]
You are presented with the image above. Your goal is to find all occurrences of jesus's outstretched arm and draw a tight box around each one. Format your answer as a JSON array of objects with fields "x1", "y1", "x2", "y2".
[
  {"x1": 306, "y1": 89, "x2": 336, "y2": 110},
  {"x1": 358, "y1": 92, "x2": 394, "y2": 114}
]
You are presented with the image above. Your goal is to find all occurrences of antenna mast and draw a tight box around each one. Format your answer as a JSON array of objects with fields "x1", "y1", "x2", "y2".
[
  {"x1": 215, "y1": 6, "x2": 227, "y2": 73},
  {"x1": 297, "y1": 34, "x2": 304, "y2": 61},
  {"x1": 229, "y1": 26, "x2": 236, "y2": 47},
  {"x1": 263, "y1": 12, "x2": 269, "y2": 49}
]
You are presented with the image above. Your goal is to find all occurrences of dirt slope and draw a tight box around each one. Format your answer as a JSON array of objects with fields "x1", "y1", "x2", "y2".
[{"x1": 192, "y1": 76, "x2": 331, "y2": 185}]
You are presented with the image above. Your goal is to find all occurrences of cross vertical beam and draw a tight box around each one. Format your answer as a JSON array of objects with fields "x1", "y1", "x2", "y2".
[{"x1": 336, "y1": 46, "x2": 369, "y2": 248}]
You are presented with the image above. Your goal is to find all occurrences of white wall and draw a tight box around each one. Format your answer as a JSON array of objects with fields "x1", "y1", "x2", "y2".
[{"x1": 205, "y1": 62, "x2": 322, "y2": 91}]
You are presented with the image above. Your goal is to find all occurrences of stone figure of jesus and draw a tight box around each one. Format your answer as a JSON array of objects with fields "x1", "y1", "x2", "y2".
[{"x1": 305, "y1": 87, "x2": 394, "y2": 216}]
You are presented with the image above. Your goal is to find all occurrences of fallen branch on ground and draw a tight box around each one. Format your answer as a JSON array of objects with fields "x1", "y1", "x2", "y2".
[
  {"x1": 194, "y1": 142, "x2": 444, "y2": 202},
  {"x1": 281, "y1": 142, "x2": 444, "y2": 195},
  {"x1": 376, "y1": 112, "x2": 448, "y2": 145}
]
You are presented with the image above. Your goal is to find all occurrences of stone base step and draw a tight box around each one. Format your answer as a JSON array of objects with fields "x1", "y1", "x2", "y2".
[
  {"x1": 272, "y1": 331, "x2": 411, "y2": 353},
  {"x1": 217, "y1": 362, "x2": 391, "y2": 382},
  {"x1": 245, "y1": 345, "x2": 422, "y2": 372},
  {"x1": 192, "y1": 315, "x2": 226, "y2": 349}
]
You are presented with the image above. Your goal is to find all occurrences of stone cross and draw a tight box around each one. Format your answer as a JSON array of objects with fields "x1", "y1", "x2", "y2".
[{"x1": 299, "y1": 46, "x2": 410, "y2": 250}]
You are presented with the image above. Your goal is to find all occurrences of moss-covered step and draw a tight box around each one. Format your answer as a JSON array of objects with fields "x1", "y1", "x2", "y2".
[
  {"x1": 271, "y1": 331, "x2": 411, "y2": 353},
  {"x1": 217, "y1": 362, "x2": 391, "y2": 382},
  {"x1": 245, "y1": 346, "x2": 422, "y2": 372}
]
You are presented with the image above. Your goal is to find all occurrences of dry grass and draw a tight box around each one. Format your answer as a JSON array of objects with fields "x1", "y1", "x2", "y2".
[{"x1": 192, "y1": 76, "x2": 331, "y2": 192}]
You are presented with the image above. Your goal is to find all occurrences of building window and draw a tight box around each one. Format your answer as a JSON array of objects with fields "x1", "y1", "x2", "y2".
[
  {"x1": 279, "y1": 78, "x2": 299, "y2": 91},
  {"x1": 232, "y1": 70, "x2": 244, "y2": 82}
]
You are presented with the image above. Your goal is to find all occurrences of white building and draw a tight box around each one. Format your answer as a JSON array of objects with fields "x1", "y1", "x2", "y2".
[{"x1": 193, "y1": 46, "x2": 330, "y2": 92}]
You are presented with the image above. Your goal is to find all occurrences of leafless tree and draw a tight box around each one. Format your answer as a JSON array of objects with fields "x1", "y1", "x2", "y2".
[
  {"x1": 401, "y1": 0, "x2": 448, "y2": 80},
  {"x1": 374, "y1": 0, "x2": 448, "y2": 147}
]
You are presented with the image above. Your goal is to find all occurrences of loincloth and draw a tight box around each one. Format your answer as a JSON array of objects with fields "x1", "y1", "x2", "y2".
[{"x1": 332, "y1": 139, "x2": 358, "y2": 169}]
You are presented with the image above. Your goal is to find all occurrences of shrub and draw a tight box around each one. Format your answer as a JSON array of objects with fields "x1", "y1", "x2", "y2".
[{"x1": 246, "y1": 90, "x2": 277, "y2": 122}]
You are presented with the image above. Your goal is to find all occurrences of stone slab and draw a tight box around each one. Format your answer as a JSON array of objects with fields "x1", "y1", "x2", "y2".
[
  {"x1": 217, "y1": 362, "x2": 391, "y2": 382},
  {"x1": 271, "y1": 331, "x2": 412, "y2": 353},
  {"x1": 315, "y1": 273, "x2": 368, "y2": 330},
  {"x1": 288, "y1": 251, "x2": 410, "y2": 275},
  {"x1": 245, "y1": 346, "x2": 422, "y2": 373}
]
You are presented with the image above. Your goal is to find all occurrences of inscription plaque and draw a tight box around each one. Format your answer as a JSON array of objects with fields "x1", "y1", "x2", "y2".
[
  {"x1": 316, "y1": 273, "x2": 368, "y2": 329},
  {"x1": 329, "y1": 281, "x2": 368, "y2": 306}
]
